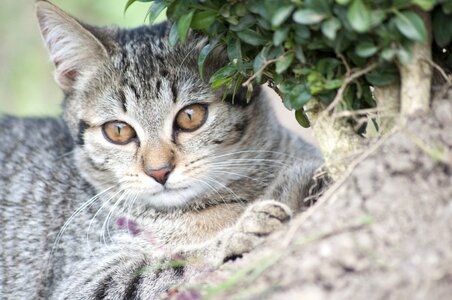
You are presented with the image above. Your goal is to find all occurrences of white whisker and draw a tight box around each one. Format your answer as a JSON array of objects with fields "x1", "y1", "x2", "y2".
[
  {"x1": 102, "y1": 191, "x2": 128, "y2": 245},
  {"x1": 85, "y1": 189, "x2": 123, "y2": 253},
  {"x1": 206, "y1": 149, "x2": 304, "y2": 161},
  {"x1": 192, "y1": 177, "x2": 227, "y2": 205},
  {"x1": 210, "y1": 169, "x2": 268, "y2": 186},
  {"x1": 46, "y1": 185, "x2": 115, "y2": 273},
  {"x1": 203, "y1": 176, "x2": 246, "y2": 208}
]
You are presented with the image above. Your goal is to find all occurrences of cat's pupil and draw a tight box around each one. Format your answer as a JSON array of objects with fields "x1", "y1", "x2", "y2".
[{"x1": 186, "y1": 110, "x2": 193, "y2": 121}]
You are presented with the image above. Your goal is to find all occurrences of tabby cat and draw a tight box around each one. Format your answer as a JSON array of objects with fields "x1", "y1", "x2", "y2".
[{"x1": 0, "y1": 1, "x2": 323, "y2": 299}]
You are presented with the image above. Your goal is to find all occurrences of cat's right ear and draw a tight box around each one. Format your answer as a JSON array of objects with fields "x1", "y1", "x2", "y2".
[{"x1": 35, "y1": 1, "x2": 109, "y2": 91}]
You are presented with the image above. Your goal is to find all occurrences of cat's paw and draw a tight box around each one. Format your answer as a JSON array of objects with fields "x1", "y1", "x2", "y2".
[{"x1": 222, "y1": 200, "x2": 292, "y2": 262}]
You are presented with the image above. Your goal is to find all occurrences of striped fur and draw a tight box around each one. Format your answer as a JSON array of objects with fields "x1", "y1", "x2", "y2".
[{"x1": 0, "y1": 1, "x2": 324, "y2": 299}]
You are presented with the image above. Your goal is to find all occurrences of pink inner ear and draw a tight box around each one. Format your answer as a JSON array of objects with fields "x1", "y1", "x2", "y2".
[
  {"x1": 55, "y1": 66, "x2": 78, "y2": 90},
  {"x1": 63, "y1": 69, "x2": 78, "y2": 82},
  {"x1": 53, "y1": 58, "x2": 78, "y2": 90}
]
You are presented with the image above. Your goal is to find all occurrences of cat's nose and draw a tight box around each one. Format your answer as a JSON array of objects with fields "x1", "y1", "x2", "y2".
[{"x1": 144, "y1": 165, "x2": 173, "y2": 185}]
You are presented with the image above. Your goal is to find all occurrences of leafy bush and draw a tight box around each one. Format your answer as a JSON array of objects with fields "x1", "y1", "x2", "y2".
[{"x1": 126, "y1": 0, "x2": 452, "y2": 127}]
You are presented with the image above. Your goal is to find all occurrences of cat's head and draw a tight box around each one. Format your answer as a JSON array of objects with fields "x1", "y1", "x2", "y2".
[{"x1": 36, "y1": 1, "x2": 273, "y2": 210}]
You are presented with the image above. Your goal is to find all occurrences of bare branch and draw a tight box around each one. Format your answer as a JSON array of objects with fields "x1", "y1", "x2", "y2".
[{"x1": 323, "y1": 62, "x2": 378, "y2": 115}]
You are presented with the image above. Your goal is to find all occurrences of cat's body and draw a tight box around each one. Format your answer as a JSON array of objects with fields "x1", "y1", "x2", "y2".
[{"x1": 0, "y1": 1, "x2": 323, "y2": 299}]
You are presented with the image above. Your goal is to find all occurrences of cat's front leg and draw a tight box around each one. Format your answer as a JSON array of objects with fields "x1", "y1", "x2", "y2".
[
  {"x1": 178, "y1": 200, "x2": 292, "y2": 265},
  {"x1": 51, "y1": 234, "x2": 190, "y2": 300},
  {"x1": 222, "y1": 200, "x2": 292, "y2": 261}
]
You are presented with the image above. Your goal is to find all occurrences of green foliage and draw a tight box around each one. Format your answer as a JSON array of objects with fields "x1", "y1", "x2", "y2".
[{"x1": 126, "y1": 0, "x2": 452, "y2": 127}]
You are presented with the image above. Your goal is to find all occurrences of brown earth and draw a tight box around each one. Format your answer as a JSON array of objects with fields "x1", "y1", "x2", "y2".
[{"x1": 171, "y1": 91, "x2": 452, "y2": 300}]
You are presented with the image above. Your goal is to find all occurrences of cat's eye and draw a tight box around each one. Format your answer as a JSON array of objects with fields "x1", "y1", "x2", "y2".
[
  {"x1": 175, "y1": 104, "x2": 208, "y2": 132},
  {"x1": 102, "y1": 121, "x2": 137, "y2": 144}
]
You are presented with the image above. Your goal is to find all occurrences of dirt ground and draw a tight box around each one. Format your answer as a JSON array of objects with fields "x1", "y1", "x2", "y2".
[{"x1": 171, "y1": 91, "x2": 452, "y2": 300}]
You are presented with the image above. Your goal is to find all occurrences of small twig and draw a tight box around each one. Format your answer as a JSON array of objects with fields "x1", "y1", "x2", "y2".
[
  {"x1": 338, "y1": 53, "x2": 351, "y2": 75},
  {"x1": 242, "y1": 59, "x2": 277, "y2": 87},
  {"x1": 422, "y1": 58, "x2": 452, "y2": 101},
  {"x1": 323, "y1": 62, "x2": 378, "y2": 116},
  {"x1": 268, "y1": 81, "x2": 284, "y2": 100},
  {"x1": 333, "y1": 109, "x2": 399, "y2": 119},
  {"x1": 332, "y1": 107, "x2": 380, "y2": 118},
  {"x1": 424, "y1": 58, "x2": 452, "y2": 86}
]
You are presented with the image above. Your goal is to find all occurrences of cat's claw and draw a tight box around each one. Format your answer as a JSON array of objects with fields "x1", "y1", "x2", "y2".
[{"x1": 222, "y1": 200, "x2": 292, "y2": 262}]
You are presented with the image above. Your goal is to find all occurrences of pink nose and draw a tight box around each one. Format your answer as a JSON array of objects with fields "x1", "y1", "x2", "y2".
[{"x1": 144, "y1": 165, "x2": 173, "y2": 185}]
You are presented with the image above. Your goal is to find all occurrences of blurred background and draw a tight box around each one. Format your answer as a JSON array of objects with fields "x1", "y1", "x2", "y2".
[
  {"x1": 0, "y1": 0, "x2": 154, "y2": 116},
  {"x1": 0, "y1": 0, "x2": 314, "y2": 143}
]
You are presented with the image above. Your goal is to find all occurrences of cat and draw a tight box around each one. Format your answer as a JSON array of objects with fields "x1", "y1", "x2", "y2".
[{"x1": 0, "y1": 1, "x2": 324, "y2": 299}]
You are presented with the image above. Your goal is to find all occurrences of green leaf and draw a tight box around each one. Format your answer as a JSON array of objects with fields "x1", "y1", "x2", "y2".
[
  {"x1": 397, "y1": 45, "x2": 413, "y2": 65},
  {"x1": 288, "y1": 85, "x2": 312, "y2": 110},
  {"x1": 316, "y1": 58, "x2": 340, "y2": 78},
  {"x1": 257, "y1": 17, "x2": 272, "y2": 30},
  {"x1": 275, "y1": 53, "x2": 294, "y2": 74},
  {"x1": 348, "y1": 0, "x2": 370, "y2": 33},
  {"x1": 227, "y1": 37, "x2": 244, "y2": 72},
  {"x1": 365, "y1": 64, "x2": 398, "y2": 86},
  {"x1": 166, "y1": 1, "x2": 186, "y2": 19},
  {"x1": 304, "y1": 0, "x2": 330, "y2": 14},
  {"x1": 124, "y1": 0, "x2": 137, "y2": 13},
  {"x1": 219, "y1": 4, "x2": 231, "y2": 18},
  {"x1": 433, "y1": 8, "x2": 452, "y2": 47},
  {"x1": 198, "y1": 41, "x2": 218, "y2": 79},
  {"x1": 234, "y1": 3, "x2": 249, "y2": 16},
  {"x1": 267, "y1": 46, "x2": 285, "y2": 60},
  {"x1": 355, "y1": 42, "x2": 378, "y2": 57},
  {"x1": 230, "y1": 15, "x2": 256, "y2": 31},
  {"x1": 443, "y1": 1, "x2": 452, "y2": 14},
  {"x1": 279, "y1": 79, "x2": 296, "y2": 94},
  {"x1": 321, "y1": 18, "x2": 341, "y2": 40},
  {"x1": 229, "y1": 74, "x2": 244, "y2": 104},
  {"x1": 177, "y1": 11, "x2": 194, "y2": 43},
  {"x1": 369, "y1": 9, "x2": 386, "y2": 27},
  {"x1": 394, "y1": 11, "x2": 427, "y2": 43},
  {"x1": 237, "y1": 29, "x2": 266, "y2": 46},
  {"x1": 273, "y1": 27, "x2": 290, "y2": 46},
  {"x1": 295, "y1": 45, "x2": 306, "y2": 63},
  {"x1": 381, "y1": 48, "x2": 397, "y2": 61},
  {"x1": 412, "y1": 0, "x2": 435, "y2": 11},
  {"x1": 145, "y1": 0, "x2": 165, "y2": 24},
  {"x1": 272, "y1": 5, "x2": 295, "y2": 27},
  {"x1": 169, "y1": 23, "x2": 179, "y2": 47},
  {"x1": 295, "y1": 110, "x2": 311, "y2": 128},
  {"x1": 324, "y1": 79, "x2": 343, "y2": 90},
  {"x1": 293, "y1": 9, "x2": 327, "y2": 24},
  {"x1": 253, "y1": 48, "x2": 268, "y2": 83},
  {"x1": 210, "y1": 64, "x2": 236, "y2": 88},
  {"x1": 191, "y1": 11, "x2": 217, "y2": 30},
  {"x1": 211, "y1": 77, "x2": 232, "y2": 89}
]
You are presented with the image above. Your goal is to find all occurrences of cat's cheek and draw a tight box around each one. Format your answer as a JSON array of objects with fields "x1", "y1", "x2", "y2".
[{"x1": 81, "y1": 131, "x2": 138, "y2": 170}]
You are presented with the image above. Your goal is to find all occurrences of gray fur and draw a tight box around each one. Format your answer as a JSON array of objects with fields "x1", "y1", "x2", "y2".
[{"x1": 0, "y1": 1, "x2": 324, "y2": 299}]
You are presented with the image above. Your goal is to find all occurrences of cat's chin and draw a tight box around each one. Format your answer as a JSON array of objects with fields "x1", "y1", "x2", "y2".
[{"x1": 136, "y1": 185, "x2": 203, "y2": 210}]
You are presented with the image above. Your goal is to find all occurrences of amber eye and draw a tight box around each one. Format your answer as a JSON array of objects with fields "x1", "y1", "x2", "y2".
[
  {"x1": 102, "y1": 121, "x2": 137, "y2": 144},
  {"x1": 175, "y1": 104, "x2": 208, "y2": 131}
]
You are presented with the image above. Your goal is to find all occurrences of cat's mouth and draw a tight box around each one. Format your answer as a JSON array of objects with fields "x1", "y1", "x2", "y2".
[
  {"x1": 141, "y1": 185, "x2": 189, "y2": 197},
  {"x1": 160, "y1": 186, "x2": 188, "y2": 194},
  {"x1": 133, "y1": 184, "x2": 203, "y2": 209}
]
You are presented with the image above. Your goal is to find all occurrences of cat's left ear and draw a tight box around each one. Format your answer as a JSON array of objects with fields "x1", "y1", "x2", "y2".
[{"x1": 36, "y1": 1, "x2": 110, "y2": 91}]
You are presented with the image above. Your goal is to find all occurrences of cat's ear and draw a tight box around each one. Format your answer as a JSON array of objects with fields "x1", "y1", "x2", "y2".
[{"x1": 35, "y1": 1, "x2": 109, "y2": 91}]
